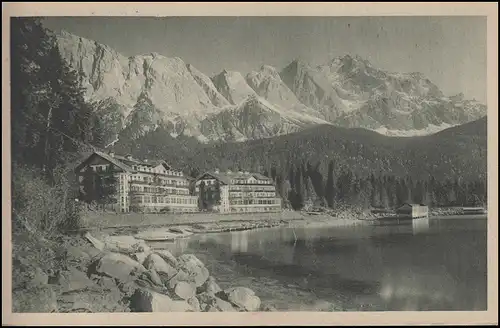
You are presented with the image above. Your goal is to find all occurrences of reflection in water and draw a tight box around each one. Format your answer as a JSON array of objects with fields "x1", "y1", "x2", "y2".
[
  {"x1": 149, "y1": 217, "x2": 487, "y2": 311},
  {"x1": 231, "y1": 230, "x2": 249, "y2": 253},
  {"x1": 412, "y1": 218, "x2": 430, "y2": 235}
]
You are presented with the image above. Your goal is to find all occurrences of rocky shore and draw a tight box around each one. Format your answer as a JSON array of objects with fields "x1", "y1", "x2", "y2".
[
  {"x1": 13, "y1": 210, "x2": 371, "y2": 313},
  {"x1": 12, "y1": 232, "x2": 270, "y2": 313}
]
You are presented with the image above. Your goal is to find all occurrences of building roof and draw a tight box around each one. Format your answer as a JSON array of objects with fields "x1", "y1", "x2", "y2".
[
  {"x1": 75, "y1": 151, "x2": 179, "y2": 174},
  {"x1": 196, "y1": 171, "x2": 273, "y2": 185},
  {"x1": 397, "y1": 203, "x2": 428, "y2": 209}
]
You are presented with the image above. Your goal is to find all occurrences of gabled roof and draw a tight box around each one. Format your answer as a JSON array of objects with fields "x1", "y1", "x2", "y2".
[
  {"x1": 75, "y1": 151, "x2": 136, "y2": 173},
  {"x1": 397, "y1": 203, "x2": 428, "y2": 209},
  {"x1": 75, "y1": 151, "x2": 186, "y2": 176}
]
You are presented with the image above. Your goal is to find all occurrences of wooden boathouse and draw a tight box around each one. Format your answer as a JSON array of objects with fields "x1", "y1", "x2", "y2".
[{"x1": 395, "y1": 203, "x2": 429, "y2": 219}]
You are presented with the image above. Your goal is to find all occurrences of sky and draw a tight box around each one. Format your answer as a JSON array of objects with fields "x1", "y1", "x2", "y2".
[{"x1": 42, "y1": 16, "x2": 487, "y2": 103}]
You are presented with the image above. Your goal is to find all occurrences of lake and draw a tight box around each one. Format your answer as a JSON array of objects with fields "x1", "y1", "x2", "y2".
[{"x1": 150, "y1": 216, "x2": 488, "y2": 311}]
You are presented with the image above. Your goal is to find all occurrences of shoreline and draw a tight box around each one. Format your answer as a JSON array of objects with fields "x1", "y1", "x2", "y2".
[{"x1": 78, "y1": 209, "x2": 488, "y2": 239}]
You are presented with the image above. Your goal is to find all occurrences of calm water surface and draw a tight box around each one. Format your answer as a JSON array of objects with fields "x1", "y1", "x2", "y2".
[{"x1": 150, "y1": 216, "x2": 487, "y2": 311}]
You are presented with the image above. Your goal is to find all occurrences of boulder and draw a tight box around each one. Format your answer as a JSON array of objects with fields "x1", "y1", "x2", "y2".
[
  {"x1": 143, "y1": 253, "x2": 178, "y2": 281},
  {"x1": 221, "y1": 287, "x2": 261, "y2": 312},
  {"x1": 148, "y1": 268, "x2": 164, "y2": 287},
  {"x1": 166, "y1": 269, "x2": 191, "y2": 289},
  {"x1": 59, "y1": 266, "x2": 96, "y2": 292},
  {"x1": 174, "y1": 281, "x2": 196, "y2": 300},
  {"x1": 176, "y1": 254, "x2": 209, "y2": 287},
  {"x1": 178, "y1": 254, "x2": 205, "y2": 268},
  {"x1": 92, "y1": 252, "x2": 147, "y2": 283},
  {"x1": 155, "y1": 250, "x2": 179, "y2": 267},
  {"x1": 130, "y1": 288, "x2": 195, "y2": 312},
  {"x1": 198, "y1": 276, "x2": 222, "y2": 294}
]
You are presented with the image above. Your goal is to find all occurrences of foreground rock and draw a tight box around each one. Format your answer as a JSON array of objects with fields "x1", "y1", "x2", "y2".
[
  {"x1": 57, "y1": 233, "x2": 264, "y2": 313},
  {"x1": 90, "y1": 252, "x2": 147, "y2": 283},
  {"x1": 219, "y1": 287, "x2": 261, "y2": 311},
  {"x1": 143, "y1": 253, "x2": 178, "y2": 281},
  {"x1": 130, "y1": 289, "x2": 195, "y2": 312},
  {"x1": 176, "y1": 254, "x2": 210, "y2": 287}
]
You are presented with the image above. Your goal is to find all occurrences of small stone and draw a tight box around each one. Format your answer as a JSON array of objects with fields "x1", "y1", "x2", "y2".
[
  {"x1": 222, "y1": 287, "x2": 261, "y2": 312},
  {"x1": 187, "y1": 297, "x2": 201, "y2": 312},
  {"x1": 130, "y1": 288, "x2": 194, "y2": 312},
  {"x1": 174, "y1": 281, "x2": 196, "y2": 300}
]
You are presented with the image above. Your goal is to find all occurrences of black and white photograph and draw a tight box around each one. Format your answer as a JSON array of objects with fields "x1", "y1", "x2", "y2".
[{"x1": 3, "y1": 2, "x2": 498, "y2": 326}]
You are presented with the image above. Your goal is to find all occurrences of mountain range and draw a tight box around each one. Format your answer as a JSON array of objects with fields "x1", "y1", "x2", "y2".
[{"x1": 54, "y1": 29, "x2": 487, "y2": 145}]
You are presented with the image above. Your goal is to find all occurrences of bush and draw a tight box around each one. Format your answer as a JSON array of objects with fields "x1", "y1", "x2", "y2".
[{"x1": 12, "y1": 163, "x2": 82, "y2": 237}]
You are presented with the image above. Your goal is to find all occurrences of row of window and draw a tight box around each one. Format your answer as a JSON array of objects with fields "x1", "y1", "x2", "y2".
[
  {"x1": 230, "y1": 179, "x2": 271, "y2": 185},
  {"x1": 130, "y1": 186, "x2": 190, "y2": 195},
  {"x1": 131, "y1": 165, "x2": 184, "y2": 177},
  {"x1": 229, "y1": 185, "x2": 275, "y2": 192},
  {"x1": 230, "y1": 199, "x2": 280, "y2": 205},
  {"x1": 230, "y1": 207, "x2": 280, "y2": 213},
  {"x1": 91, "y1": 165, "x2": 110, "y2": 172},
  {"x1": 230, "y1": 192, "x2": 276, "y2": 198},
  {"x1": 130, "y1": 175, "x2": 189, "y2": 186},
  {"x1": 132, "y1": 195, "x2": 197, "y2": 205}
]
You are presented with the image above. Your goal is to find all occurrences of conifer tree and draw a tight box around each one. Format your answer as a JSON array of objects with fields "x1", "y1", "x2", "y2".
[{"x1": 325, "y1": 160, "x2": 335, "y2": 208}]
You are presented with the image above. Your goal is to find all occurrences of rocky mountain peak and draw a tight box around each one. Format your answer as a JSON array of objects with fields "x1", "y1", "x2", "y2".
[{"x1": 53, "y1": 29, "x2": 487, "y2": 144}]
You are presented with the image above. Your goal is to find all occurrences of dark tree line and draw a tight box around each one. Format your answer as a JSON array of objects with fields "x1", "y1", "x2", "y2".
[
  {"x1": 11, "y1": 18, "x2": 107, "y2": 233},
  {"x1": 267, "y1": 160, "x2": 487, "y2": 211},
  {"x1": 11, "y1": 18, "x2": 104, "y2": 183}
]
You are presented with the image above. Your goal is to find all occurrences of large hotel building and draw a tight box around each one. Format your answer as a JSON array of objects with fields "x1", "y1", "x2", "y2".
[
  {"x1": 75, "y1": 151, "x2": 198, "y2": 213},
  {"x1": 75, "y1": 152, "x2": 282, "y2": 214},
  {"x1": 194, "y1": 170, "x2": 282, "y2": 213}
]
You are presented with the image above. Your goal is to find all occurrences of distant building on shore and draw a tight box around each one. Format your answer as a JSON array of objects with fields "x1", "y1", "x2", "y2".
[
  {"x1": 462, "y1": 207, "x2": 487, "y2": 215},
  {"x1": 75, "y1": 151, "x2": 198, "y2": 213},
  {"x1": 396, "y1": 203, "x2": 429, "y2": 219},
  {"x1": 194, "y1": 170, "x2": 282, "y2": 213}
]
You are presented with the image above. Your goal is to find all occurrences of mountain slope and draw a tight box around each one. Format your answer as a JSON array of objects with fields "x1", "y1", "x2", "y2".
[{"x1": 112, "y1": 116, "x2": 487, "y2": 183}]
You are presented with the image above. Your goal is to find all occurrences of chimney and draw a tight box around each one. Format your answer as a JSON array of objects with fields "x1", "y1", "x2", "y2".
[
  {"x1": 214, "y1": 168, "x2": 219, "y2": 174},
  {"x1": 125, "y1": 154, "x2": 133, "y2": 160},
  {"x1": 108, "y1": 151, "x2": 115, "y2": 157}
]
